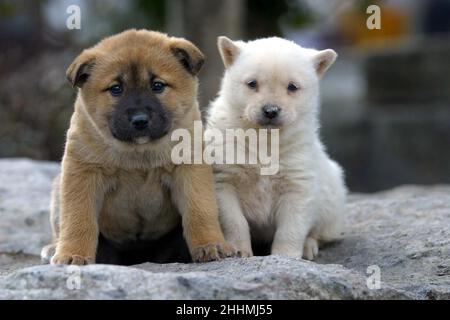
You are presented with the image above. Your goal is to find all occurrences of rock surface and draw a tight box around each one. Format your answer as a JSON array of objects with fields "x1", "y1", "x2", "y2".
[
  {"x1": 0, "y1": 158, "x2": 57, "y2": 255},
  {"x1": 0, "y1": 158, "x2": 449, "y2": 299}
]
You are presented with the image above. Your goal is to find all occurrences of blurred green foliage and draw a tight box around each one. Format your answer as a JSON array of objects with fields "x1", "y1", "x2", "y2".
[
  {"x1": 0, "y1": 1, "x2": 15, "y2": 16},
  {"x1": 134, "y1": 0, "x2": 166, "y2": 30},
  {"x1": 281, "y1": 0, "x2": 315, "y2": 29},
  {"x1": 247, "y1": 0, "x2": 314, "y2": 37}
]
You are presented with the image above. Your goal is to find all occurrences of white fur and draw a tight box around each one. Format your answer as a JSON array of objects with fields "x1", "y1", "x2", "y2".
[{"x1": 208, "y1": 37, "x2": 346, "y2": 259}]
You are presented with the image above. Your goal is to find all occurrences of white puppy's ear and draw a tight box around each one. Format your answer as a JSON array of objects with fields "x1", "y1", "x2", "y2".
[
  {"x1": 218, "y1": 36, "x2": 241, "y2": 68},
  {"x1": 313, "y1": 49, "x2": 337, "y2": 78}
]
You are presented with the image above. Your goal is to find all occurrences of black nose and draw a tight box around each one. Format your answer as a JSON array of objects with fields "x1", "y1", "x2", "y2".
[
  {"x1": 130, "y1": 113, "x2": 149, "y2": 131},
  {"x1": 262, "y1": 105, "x2": 280, "y2": 119}
]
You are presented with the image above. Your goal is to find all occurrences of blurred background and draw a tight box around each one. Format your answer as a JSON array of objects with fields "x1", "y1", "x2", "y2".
[{"x1": 0, "y1": 0, "x2": 449, "y2": 192}]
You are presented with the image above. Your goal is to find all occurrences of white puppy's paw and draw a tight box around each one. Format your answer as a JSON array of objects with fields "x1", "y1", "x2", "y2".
[
  {"x1": 229, "y1": 241, "x2": 253, "y2": 258},
  {"x1": 40, "y1": 243, "x2": 56, "y2": 264},
  {"x1": 271, "y1": 243, "x2": 303, "y2": 258},
  {"x1": 302, "y1": 237, "x2": 319, "y2": 260}
]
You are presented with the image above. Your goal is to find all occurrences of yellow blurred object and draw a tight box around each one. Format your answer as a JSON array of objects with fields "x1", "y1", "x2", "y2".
[{"x1": 338, "y1": 4, "x2": 408, "y2": 47}]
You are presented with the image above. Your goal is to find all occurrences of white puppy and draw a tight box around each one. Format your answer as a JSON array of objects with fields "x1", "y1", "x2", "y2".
[{"x1": 207, "y1": 36, "x2": 346, "y2": 260}]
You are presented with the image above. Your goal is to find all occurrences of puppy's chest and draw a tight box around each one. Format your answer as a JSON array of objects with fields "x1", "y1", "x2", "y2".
[
  {"x1": 99, "y1": 168, "x2": 179, "y2": 243},
  {"x1": 233, "y1": 169, "x2": 290, "y2": 225}
]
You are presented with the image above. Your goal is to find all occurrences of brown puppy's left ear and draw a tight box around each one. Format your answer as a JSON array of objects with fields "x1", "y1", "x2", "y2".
[
  {"x1": 170, "y1": 38, "x2": 205, "y2": 76},
  {"x1": 66, "y1": 49, "x2": 97, "y2": 88},
  {"x1": 313, "y1": 49, "x2": 337, "y2": 78}
]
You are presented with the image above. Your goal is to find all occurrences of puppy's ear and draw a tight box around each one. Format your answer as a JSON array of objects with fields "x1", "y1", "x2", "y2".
[
  {"x1": 218, "y1": 36, "x2": 241, "y2": 68},
  {"x1": 66, "y1": 50, "x2": 97, "y2": 88},
  {"x1": 170, "y1": 38, "x2": 205, "y2": 76},
  {"x1": 313, "y1": 49, "x2": 337, "y2": 78}
]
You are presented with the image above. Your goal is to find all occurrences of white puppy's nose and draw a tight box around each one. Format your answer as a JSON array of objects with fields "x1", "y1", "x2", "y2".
[{"x1": 262, "y1": 104, "x2": 280, "y2": 119}]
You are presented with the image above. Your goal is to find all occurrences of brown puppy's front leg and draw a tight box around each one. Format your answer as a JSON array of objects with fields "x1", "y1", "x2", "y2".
[
  {"x1": 172, "y1": 164, "x2": 238, "y2": 262},
  {"x1": 51, "y1": 160, "x2": 105, "y2": 265}
]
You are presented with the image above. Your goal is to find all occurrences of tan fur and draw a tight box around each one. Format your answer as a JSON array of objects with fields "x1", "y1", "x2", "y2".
[{"x1": 42, "y1": 29, "x2": 237, "y2": 265}]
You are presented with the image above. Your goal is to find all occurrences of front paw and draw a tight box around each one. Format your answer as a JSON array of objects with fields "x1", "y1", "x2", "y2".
[
  {"x1": 41, "y1": 244, "x2": 57, "y2": 264},
  {"x1": 51, "y1": 253, "x2": 93, "y2": 265},
  {"x1": 191, "y1": 242, "x2": 240, "y2": 262},
  {"x1": 302, "y1": 237, "x2": 319, "y2": 261},
  {"x1": 229, "y1": 241, "x2": 253, "y2": 258},
  {"x1": 271, "y1": 243, "x2": 303, "y2": 258},
  {"x1": 236, "y1": 249, "x2": 252, "y2": 258}
]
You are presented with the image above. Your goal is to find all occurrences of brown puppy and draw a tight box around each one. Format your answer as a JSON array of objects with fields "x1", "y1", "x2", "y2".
[{"x1": 40, "y1": 29, "x2": 237, "y2": 265}]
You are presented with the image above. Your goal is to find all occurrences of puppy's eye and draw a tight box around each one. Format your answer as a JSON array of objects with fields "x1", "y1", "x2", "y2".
[
  {"x1": 151, "y1": 81, "x2": 166, "y2": 94},
  {"x1": 288, "y1": 83, "x2": 299, "y2": 92},
  {"x1": 247, "y1": 80, "x2": 258, "y2": 89},
  {"x1": 108, "y1": 84, "x2": 123, "y2": 97}
]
